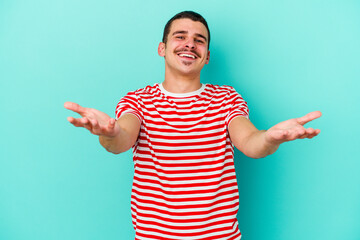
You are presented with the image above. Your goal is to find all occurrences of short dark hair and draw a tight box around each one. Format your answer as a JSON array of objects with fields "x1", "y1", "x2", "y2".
[{"x1": 162, "y1": 11, "x2": 210, "y2": 49}]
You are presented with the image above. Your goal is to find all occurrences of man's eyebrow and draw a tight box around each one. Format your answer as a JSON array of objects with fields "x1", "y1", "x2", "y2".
[
  {"x1": 195, "y1": 33, "x2": 207, "y2": 42},
  {"x1": 172, "y1": 31, "x2": 208, "y2": 42},
  {"x1": 172, "y1": 30, "x2": 188, "y2": 35}
]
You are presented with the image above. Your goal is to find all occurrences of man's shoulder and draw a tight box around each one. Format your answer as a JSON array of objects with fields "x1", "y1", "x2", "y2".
[
  {"x1": 204, "y1": 84, "x2": 238, "y2": 95},
  {"x1": 128, "y1": 83, "x2": 160, "y2": 96}
]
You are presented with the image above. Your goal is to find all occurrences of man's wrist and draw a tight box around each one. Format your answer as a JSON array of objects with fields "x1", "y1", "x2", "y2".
[{"x1": 262, "y1": 130, "x2": 280, "y2": 155}]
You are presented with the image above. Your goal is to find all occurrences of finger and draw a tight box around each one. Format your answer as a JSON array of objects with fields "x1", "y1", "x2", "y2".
[
  {"x1": 96, "y1": 119, "x2": 117, "y2": 137},
  {"x1": 299, "y1": 134, "x2": 307, "y2": 139},
  {"x1": 297, "y1": 127, "x2": 314, "y2": 139},
  {"x1": 108, "y1": 118, "x2": 116, "y2": 129},
  {"x1": 307, "y1": 129, "x2": 321, "y2": 139},
  {"x1": 64, "y1": 102, "x2": 87, "y2": 115},
  {"x1": 80, "y1": 117, "x2": 90, "y2": 125},
  {"x1": 298, "y1": 128, "x2": 321, "y2": 139},
  {"x1": 90, "y1": 119, "x2": 101, "y2": 134},
  {"x1": 296, "y1": 111, "x2": 322, "y2": 125},
  {"x1": 306, "y1": 127, "x2": 315, "y2": 135},
  {"x1": 67, "y1": 116, "x2": 75, "y2": 123},
  {"x1": 296, "y1": 128, "x2": 307, "y2": 139},
  {"x1": 288, "y1": 130, "x2": 304, "y2": 140},
  {"x1": 79, "y1": 117, "x2": 93, "y2": 131},
  {"x1": 67, "y1": 117, "x2": 86, "y2": 127}
]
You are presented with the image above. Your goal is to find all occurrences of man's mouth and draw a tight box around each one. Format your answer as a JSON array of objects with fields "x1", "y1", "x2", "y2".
[
  {"x1": 175, "y1": 49, "x2": 199, "y2": 60},
  {"x1": 178, "y1": 53, "x2": 197, "y2": 59}
]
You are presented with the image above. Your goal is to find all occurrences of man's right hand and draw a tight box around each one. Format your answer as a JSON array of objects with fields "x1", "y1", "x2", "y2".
[{"x1": 64, "y1": 102, "x2": 120, "y2": 137}]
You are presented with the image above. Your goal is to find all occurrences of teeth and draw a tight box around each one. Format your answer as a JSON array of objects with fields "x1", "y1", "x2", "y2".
[{"x1": 179, "y1": 53, "x2": 196, "y2": 59}]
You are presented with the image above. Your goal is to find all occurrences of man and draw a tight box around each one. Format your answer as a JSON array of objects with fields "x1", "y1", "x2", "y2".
[{"x1": 65, "y1": 11, "x2": 321, "y2": 240}]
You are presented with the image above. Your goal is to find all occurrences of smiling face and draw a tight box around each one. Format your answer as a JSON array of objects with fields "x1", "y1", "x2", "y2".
[{"x1": 158, "y1": 18, "x2": 210, "y2": 78}]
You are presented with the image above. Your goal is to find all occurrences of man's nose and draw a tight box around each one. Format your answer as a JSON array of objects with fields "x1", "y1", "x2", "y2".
[{"x1": 185, "y1": 39, "x2": 196, "y2": 49}]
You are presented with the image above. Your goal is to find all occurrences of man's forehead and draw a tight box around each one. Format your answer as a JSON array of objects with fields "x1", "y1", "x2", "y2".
[{"x1": 169, "y1": 18, "x2": 208, "y2": 37}]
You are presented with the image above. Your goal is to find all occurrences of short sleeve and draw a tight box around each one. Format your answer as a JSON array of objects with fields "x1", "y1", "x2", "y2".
[
  {"x1": 225, "y1": 90, "x2": 249, "y2": 126},
  {"x1": 115, "y1": 91, "x2": 143, "y2": 122}
]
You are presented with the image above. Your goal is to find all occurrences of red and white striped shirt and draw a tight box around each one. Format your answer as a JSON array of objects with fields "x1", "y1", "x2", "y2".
[{"x1": 116, "y1": 83, "x2": 249, "y2": 240}]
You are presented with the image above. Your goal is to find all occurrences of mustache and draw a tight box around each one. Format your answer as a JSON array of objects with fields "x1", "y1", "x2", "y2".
[{"x1": 175, "y1": 49, "x2": 200, "y2": 58}]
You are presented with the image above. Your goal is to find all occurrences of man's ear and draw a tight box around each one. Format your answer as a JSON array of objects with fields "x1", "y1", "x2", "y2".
[
  {"x1": 205, "y1": 50, "x2": 210, "y2": 64},
  {"x1": 158, "y1": 42, "x2": 165, "y2": 57}
]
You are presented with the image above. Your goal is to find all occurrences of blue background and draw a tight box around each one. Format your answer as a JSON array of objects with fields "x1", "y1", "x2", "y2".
[{"x1": 1, "y1": 0, "x2": 359, "y2": 239}]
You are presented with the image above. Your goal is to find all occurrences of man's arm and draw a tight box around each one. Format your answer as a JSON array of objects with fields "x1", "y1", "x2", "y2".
[
  {"x1": 99, "y1": 114, "x2": 140, "y2": 154},
  {"x1": 228, "y1": 111, "x2": 321, "y2": 158},
  {"x1": 64, "y1": 102, "x2": 141, "y2": 154}
]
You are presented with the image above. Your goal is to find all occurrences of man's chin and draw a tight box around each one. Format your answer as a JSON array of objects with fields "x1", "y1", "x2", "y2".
[{"x1": 181, "y1": 60, "x2": 194, "y2": 66}]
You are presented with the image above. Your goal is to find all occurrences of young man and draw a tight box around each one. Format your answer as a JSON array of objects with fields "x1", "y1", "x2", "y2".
[{"x1": 65, "y1": 11, "x2": 321, "y2": 240}]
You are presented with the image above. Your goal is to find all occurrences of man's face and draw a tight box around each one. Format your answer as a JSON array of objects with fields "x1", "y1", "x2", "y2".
[{"x1": 158, "y1": 18, "x2": 210, "y2": 77}]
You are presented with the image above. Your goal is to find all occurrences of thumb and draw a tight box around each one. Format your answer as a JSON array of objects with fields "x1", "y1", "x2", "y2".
[{"x1": 64, "y1": 102, "x2": 87, "y2": 115}]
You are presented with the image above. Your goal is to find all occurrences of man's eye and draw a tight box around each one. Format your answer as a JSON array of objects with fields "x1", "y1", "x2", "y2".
[
  {"x1": 176, "y1": 36, "x2": 184, "y2": 39},
  {"x1": 195, "y1": 39, "x2": 204, "y2": 44}
]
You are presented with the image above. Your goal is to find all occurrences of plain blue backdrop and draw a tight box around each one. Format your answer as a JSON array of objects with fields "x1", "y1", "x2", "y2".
[{"x1": 1, "y1": 0, "x2": 359, "y2": 239}]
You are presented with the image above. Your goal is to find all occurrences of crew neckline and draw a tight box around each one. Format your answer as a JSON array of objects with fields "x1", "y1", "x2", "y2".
[{"x1": 159, "y1": 83, "x2": 206, "y2": 98}]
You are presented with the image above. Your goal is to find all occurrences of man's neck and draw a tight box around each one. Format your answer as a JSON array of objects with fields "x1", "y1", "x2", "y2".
[{"x1": 162, "y1": 71, "x2": 202, "y2": 94}]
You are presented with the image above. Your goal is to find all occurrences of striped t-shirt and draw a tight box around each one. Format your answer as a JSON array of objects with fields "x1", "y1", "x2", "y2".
[{"x1": 115, "y1": 83, "x2": 249, "y2": 240}]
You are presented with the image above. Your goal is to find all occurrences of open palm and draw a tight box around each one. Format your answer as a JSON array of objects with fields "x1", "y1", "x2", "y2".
[
  {"x1": 64, "y1": 102, "x2": 119, "y2": 137},
  {"x1": 265, "y1": 111, "x2": 322, "y2": 144}
]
